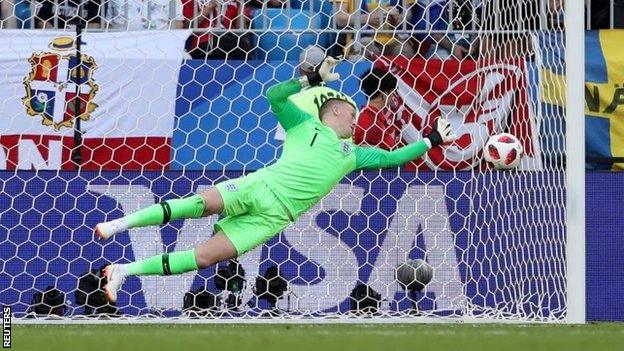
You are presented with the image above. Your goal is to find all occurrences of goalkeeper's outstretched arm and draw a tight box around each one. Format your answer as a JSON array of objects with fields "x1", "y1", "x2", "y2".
[
  {"x1": 266, "y1": 79, "x2": 310, "y2": 131},
  {"x1": 266, "y1": 56, "x2": 342, "y2": 131},
  {"x1": 266, "y1": 79, "x2": 304, "y2": 115},
  {"x1": 355, "y1": 118, "x2": 458, "y2": 169}
]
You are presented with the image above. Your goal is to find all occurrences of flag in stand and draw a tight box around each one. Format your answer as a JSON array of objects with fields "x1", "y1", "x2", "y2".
[
  {"x1": 374, "y1": 56, "x2": 541, "y2": 170},
  {"x1": 0, "y1": 30, "x2": 189, "y2": 170}
]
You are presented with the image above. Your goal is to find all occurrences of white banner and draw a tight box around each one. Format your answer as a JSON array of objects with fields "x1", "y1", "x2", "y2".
[{"x1": 0, "y1": 30, "x2": 189, "y2": 137}]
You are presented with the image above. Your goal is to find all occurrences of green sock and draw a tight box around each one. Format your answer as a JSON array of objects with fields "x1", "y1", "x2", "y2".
[
  {"x1": 125, "y1": 249, "x2": 199, "y2": 276},
  {"x1": 125, "y1": 195, "x2": 205, "y2": 229}
]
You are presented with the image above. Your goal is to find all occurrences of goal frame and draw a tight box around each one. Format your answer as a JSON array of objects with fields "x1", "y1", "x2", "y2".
[{"x1": 564, "y1": 0, "x2": 586, "y2": 324}]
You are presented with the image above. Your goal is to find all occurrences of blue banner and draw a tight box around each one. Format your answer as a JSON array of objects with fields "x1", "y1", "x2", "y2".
[
  {"x1": 0, "y1": 170, "x2": 576, "y2": 319},
  {"x1": 586, "y1": 172, "x2": 624, "y2": 321}
]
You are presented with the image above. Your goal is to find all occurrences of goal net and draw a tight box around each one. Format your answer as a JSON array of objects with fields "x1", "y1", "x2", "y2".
[{"x1": 0, "y1": 0, "x2": 576, "y2": 322}]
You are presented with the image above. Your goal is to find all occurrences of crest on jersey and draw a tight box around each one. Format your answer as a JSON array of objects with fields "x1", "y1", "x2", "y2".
[
  {"x1": 341, "y1": 142, "x2": 352, "y2": 156},
  {"x1": 225, "y1": 183, "x2": 238, "y2": 192},
  {"x1": 22, "y1": 36, "x2": 99, "y2": 131}
]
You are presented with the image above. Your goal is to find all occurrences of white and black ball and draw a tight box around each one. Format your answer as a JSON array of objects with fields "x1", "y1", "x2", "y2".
[{"x1": 396, "y1": 259, "x2": 433, "y2": 291}]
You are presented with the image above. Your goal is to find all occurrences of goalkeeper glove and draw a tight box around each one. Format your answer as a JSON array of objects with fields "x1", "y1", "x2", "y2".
[
  {"x1": 302, "y1": 56, "x2": 341, "y2": 87},
  {"x1": 424, "y1": 118, "x2": 457, "y2": 148}
]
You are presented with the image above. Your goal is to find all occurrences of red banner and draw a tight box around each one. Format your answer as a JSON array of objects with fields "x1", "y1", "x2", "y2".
[
  {"x1": 0, "y1": 135, "x2": 170, "y2": 170},
  {"x1": 368, "y1": 56, "x2": 540, "y2": 170}
]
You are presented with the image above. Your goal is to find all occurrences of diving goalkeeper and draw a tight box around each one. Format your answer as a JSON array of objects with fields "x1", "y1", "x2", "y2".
[{"x1": 96, "y1": 57, "x2": 457, "y2": 303}]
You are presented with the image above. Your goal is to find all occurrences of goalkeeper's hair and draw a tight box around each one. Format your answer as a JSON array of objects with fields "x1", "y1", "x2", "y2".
[
  {"x1": 360, "y1": 67, "x2": 398, "y2": 100},
  {"x1": 319, "y1": 98, "x2": 352, "y2": 120}
]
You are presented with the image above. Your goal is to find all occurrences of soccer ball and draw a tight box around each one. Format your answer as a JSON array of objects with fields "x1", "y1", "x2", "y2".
[
  {"x1": 396, "y1": 259, "x2": 433, "y2": 291},
  {"x1": 483, "y1": 133, "x2": 523, "y2": 170}
]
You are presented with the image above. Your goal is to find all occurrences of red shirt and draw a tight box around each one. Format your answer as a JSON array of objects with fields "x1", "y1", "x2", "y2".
[
  {"x1": 354, "y1": 99, "x2": 429, "y2": 171},
  {"x1": 354, "y1": 105, "x2": 401, "y2": 151},
  {"x1": 183, "y1": 0, "x2": 252, "y2": 47}
]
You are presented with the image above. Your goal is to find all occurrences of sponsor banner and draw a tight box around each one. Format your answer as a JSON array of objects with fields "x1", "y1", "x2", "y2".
[
  {"x1": 0, "y1": 30, "x2": 188, "y2": 170},
  {"x1": 586, "y1": 172, "x2": 624, "y2": 321},
  {"x1": 0, "y1": 171, "x2": 569, "y2": 319}
]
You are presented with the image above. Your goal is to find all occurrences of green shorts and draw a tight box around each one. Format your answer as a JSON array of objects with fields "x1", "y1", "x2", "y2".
[{"x1": 214, "y1": 173, "x2": 291, "y2": 255}]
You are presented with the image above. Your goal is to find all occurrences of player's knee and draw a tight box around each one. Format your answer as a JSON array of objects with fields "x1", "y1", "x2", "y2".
[
  {"x1": 195, "y1": 251, "x2": 218, "y2": 269},
  {"x1": 195, "y1": 232, "x2": 238, "y2": 268}
]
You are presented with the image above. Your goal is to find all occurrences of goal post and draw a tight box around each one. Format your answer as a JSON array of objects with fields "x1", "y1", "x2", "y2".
[
  {"x1": 0, "y1": 0, "x2": 586, "y2": 323},
  {"x1": 564, "y1": 0, "x2": 586, "y2": 324}
]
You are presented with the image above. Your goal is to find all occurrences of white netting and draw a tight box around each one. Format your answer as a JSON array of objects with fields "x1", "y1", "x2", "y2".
[{"x1": 0, "y1": 0, "x2": 571, "y2": 322}]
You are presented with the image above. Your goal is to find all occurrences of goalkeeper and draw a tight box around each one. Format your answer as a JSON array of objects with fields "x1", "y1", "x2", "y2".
[{"x1": 96, "y1": 57, "x2": 457, "y2": 303}]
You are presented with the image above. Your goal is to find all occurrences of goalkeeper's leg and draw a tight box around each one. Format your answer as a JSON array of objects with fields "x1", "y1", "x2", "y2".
[
  {"x1": 95, "y1": 188, "x2": 223, "y2": 240},
  {"x1": 103, "y1": 231, "x2": 236, "y2": 303}
]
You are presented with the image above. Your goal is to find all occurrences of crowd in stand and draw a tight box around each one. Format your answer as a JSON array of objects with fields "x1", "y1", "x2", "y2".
[{"x1": 0, "y1": 0, "x2": 620, "y2": 60}]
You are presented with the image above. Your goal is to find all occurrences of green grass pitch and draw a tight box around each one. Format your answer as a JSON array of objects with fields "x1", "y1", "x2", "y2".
[{"x1": 11, "y1": 323, "x2": 624, "y2": 351}]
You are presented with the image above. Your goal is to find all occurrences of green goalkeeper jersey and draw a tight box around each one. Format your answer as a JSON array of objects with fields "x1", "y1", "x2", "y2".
[{"x1": 256, "y1": 79, "x2": 430, "y2": 220}]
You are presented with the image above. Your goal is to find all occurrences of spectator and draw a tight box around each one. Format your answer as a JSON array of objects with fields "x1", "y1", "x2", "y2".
[
  {"x1": 104, "y1": 0, "x2": 184, "y2": 30},
  {"x1": 185, "y1": 0, "x2": 254, "y2": 60},
  {"x1": 354, "y1": 67, "x2": 419, "y2": 149},
  {"x1": 476, "y1": 0, "x2": 539, "y2": 60},
  {"x1": 332, "y1": 0, "x2": 414, "y2": 59},
  {"x1": 1, "y1": 0, "x2": 17, "y2": 28},
  {"x1": 407, "y1": 0, "x2": 476, "y2": 59},
  {"x1": 35, "y1": 0, "x2": 103, "y2": 29},
  {"x1": 548, "y1": 0, "x2": 564, "y2": 29}
]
